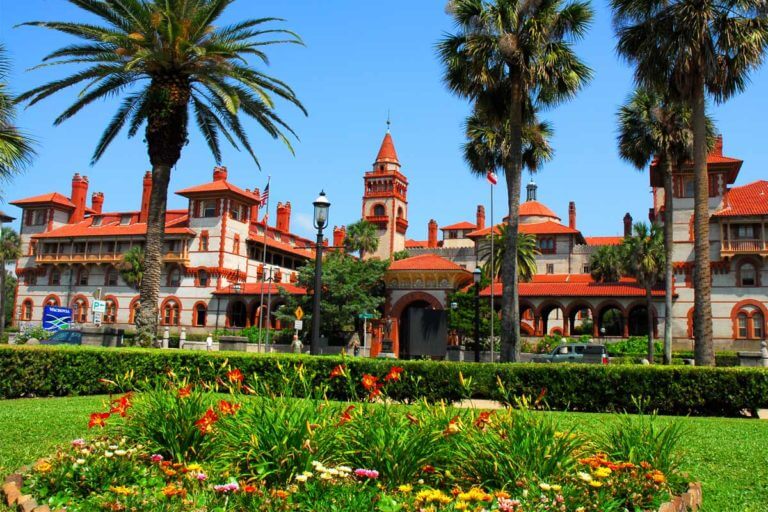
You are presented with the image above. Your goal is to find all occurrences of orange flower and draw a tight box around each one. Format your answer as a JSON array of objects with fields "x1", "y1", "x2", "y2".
[
  {"x1": 88, "y1": 412, "x2": 110, "y2": 428},
  {"x1": 162, "y1": 484, "x2": 186, "y2": 498},
  {"x1": 243, "y1": 484, "x2": 258, "y2": 494},
  {"x1": 273, "y1": 489, "x2": 290, "y2": 499},
  {"x1": 384, "y1": 366, "x2": 404, "y2": 382},
  {"x1": 329, "y1": 365, "x2": 346, "y2": 379},
  {"x1": 337, "y1": 405, "x2": 356, "y2": 426},
  {"x1": 443, "y1": 416, "x2": 461, "y2": 436},
  {"x1": 178, "y1": 385, "x2": 192, "y2": 398},
  {"x1": 361, "y1": 374, "x2": 379, "y2": 390},
  {"x1": 217, "y1": 400, "x2": 241, "y2": 416},
  {"x1": 406, "y1": 413, "x2": 420, "y2": 425},
  {"x1": 474, "y1": 411, "x2": 493, "y2": 430},
  {"x1": 195, "y1": 407, "x2": 219, "y2": 435},
  {"x1": 109, "y1": 393, "x2": 133, "y2": 417},
  {"x1": 226, "y1": 368, "x2": 244, "y2": 384},
  {"x1": 422, "y1": 464, "x2": 436, "y2": 474}
]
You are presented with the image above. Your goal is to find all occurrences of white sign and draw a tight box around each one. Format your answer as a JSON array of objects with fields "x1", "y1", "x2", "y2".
[
  {"x1": 92, "y1": 300, "x2": 107, "y2": 313},
  {"x1": 93, "y1": 311, "x2": 103, "y2": 326},
  {"x1": 294, "y1": 320, "x2": 304, "y2": 331}
]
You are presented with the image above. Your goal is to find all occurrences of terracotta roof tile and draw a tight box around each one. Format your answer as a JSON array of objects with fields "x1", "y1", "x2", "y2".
[
  {"x1": 467, "y1": 221, "x2": 580, "y2": 238},
  {"x1": 519, "y1": 200, "x2": 560, "y2": 219},
  {"x1": 440, "y1": 221, "x2": 477, "y2": 231},
  {"x1": 33, "y1": 210, "x2": 193, "y2": 238},
  {"x1": 10, "y1": 192, "x2": 75, "y2": 209},
  {"x1": 388, "y1": 253, "x2": 469, "y2": 272},
  {"x1": 584, "y1": 236, "x2": 624, "y2": 246},
  {"x1": 405, "y1": 239, "x2": 428, "y2": 248},
  {"x1": 176, "y1": 180, "x2": 260, "y2": 203},
  {"x1": 713, "y1": 180, "x2": 768, "y2": 217},
  {"x1": 375, "y1": 132, "x2": 399, "y2": 164},
  {"x1": 480, "y1": 274, "x2": 666, "y2": 298}
]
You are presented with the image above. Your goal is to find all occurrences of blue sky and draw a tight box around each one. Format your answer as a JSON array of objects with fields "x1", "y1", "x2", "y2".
[{"x1": 1, "y1": 0, "x2": 767, "y2": 241}]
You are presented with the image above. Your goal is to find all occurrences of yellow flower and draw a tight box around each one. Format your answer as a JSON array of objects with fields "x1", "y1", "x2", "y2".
[
  {"x1": 576, "y1": 508, "x2": 586, "y2": 512},
  {"x1": 398, "y1": 484, "x2": 413, "y2": 493},
  {"x1": 186, "y1": 463, "x2": 203, "y2": 472},
  {"x1": 578, "y1": 471, "x2": 593, "y2": 482},
  {"x1": 588, "y1": 480, "x2": 603, "y2": 488},
  {"x1": 33, "y1": 461, "x2": 52, "y2": 473},
  {"x1": 551, "y1": 484, "x2": 562, "y2": 492},
  {"x1": 539, "y1": 482, "x2": 552, "y2": 491},
  {"x1": 455, "y1": 503, "x2": 469, "y2": 511},
  {"x1": 594, "y1": 467, "x2": 612, "y2": 478},
  {"x1": 109, "y1": 486, "x2": 135, "y2": 496}
]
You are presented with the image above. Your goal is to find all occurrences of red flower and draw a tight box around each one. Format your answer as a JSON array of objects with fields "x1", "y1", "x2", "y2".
[
  {"x1": 195, "y1": 408, "x2": 220, "y2": 435},
  {"x1": 337, "y1": 405, "x2": 355, "y2": 426},
  {"x1": 329, "y1": 364, "x2": 346, "y2": 379},
  {"x1": 88, "y1": 412, "x2": 110, "y2": 429},
  {"x1": 226, "y1": 369, "x2": 244, "y2": 384},
  {"x1": 217, "y1": 400, "x2": 241, "y2": 416},
  {"x1": 361, "y1": 374, "x2": 379, "y2": 390},
  {"x1": 422, "y1": 464, "x2": 436, "y2": 474},
  {"x1": 474, "y1": 411, "x2": 494, "y2": 430},
  {"x1": 242, "y1": 485, "x2": 258, "y2": 494},
  {"x1": 109, "y1": 393, "x2": 133, "y2": 417},
  {"x1": 384, "y1": 366, "x2": 404, "y2": 382},
  {"x1": 178, "y1": 385, "x2": 192, "y2": 398}
]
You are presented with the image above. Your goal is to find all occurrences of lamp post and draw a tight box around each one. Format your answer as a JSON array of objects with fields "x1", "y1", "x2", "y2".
[
  {"x1": 473, "y1": 266, "x2": 482, "y2": 363},
  {"x1": 310, "y1": 191, "x2": 330, "y2": 355}
]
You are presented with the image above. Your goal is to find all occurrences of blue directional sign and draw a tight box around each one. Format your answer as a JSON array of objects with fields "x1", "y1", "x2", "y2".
[{"x1": 43, "y1": 306, "x2": 72, "y2": 332}]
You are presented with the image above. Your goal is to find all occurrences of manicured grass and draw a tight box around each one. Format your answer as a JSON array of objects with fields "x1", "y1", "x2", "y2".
[{"x1": 0, "y1": 396, "x2": 766, "y2": 511}]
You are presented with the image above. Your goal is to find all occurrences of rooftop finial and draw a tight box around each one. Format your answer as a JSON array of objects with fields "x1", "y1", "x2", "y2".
[{"x1": 386, "y1": 110, "x2": 391, "y2": 133}]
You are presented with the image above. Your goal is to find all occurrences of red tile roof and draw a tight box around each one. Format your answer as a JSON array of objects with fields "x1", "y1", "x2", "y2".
[
  {"x1": 214, "y1": 282, "x2": 307, "y2": 295},
  {"x1": 467, "y1": 221, "x2": 580, "y2": 238},
  {"x1": 713, "y1": 180, "x2": 768, "y2": 217},
  {"x1": 584, "y1": 236, "x2": 624, "y2": 246},
  {"x1": 10, "y1": 192, "x2": 75, "y2": 209},
  {"x1": 519, "y1": 200, "x2": 560, "y2": 219},
  {"x1": 176, "y1": 180, "x2": 259, "y2": 203},
  {"x1": 248, "y1": 226, "x2": 315, "y2": 259},
  {"x1": 650, "y1": 136, "x2": 743, "y2": 186},
  {"x1": 388, "y1": 253, "x2": 469, "y2": 272},
  {"x1": 480, "y1": 274, "x2": 666, "y2": 298},
  {"x1": 33, "y1": 210, "x2": 194, "y2": 238},
  {"x1": 440, "y1": 221, "x2": 477, "y2": 231},
  {"x1": 375, "y1": 132, "x2": 399, "y2": 164},
  {"x1": 405, "y1": 239, "x2": 428, "y2": 249}
]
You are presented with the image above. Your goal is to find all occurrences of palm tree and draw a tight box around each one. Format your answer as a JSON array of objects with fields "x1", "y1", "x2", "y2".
[
  {"x1": 118, "y1": 246, "x2": 145, "y2": 291},
  {"x1": 439, "y1": 0, "x2": 592, "y2": 362},
  {"x1": 18, "y1": 0, "x2": 306, "y2": 342},
  {"x1": 612, "y1": 0, "x2": 768, "y2": 366},
  {"x1": 343, "y1": 220, "x2": 379, "y2": 259},
  {"x1": 478, "y1": 228, "x2": 539, "y2": 283},
  {"x1": 0, "y1": 43, "x2": 35, "y2": 183},
  {"x1": 616, "y1": 88, "x2": 714, "y2": 364},
  {"x1": 589, "y1": 244, "x2": 624, "y2": 284},
  {"x1": 0, "y1": 227, "x2": 20, "y2": 343},
  {"x1": 622, "y1": 222, "x2": 665, "y2": 363}
]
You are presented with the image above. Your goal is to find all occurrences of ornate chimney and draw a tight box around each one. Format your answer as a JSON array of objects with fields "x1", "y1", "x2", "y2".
[
  {"x1": 623, "y1": 212, "x2": 633, "y2": 237},
  {"x1": 69, "y1": 173, "x2": 89, "y2": 224},
  {"x1": 476, "y1": 205, "x2": 486, "y2": 230},
  {"x1": 568, "y1": 201, "x2": 576, "y2": 229},
  {"x1": 428, "y1": 219, "x2": 438, "y2": 248}
]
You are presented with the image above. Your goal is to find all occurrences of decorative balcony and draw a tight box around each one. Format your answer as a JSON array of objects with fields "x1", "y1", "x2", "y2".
[
  {"x1": 35, "y1": 250, "x2": 189, "y2": 265},
  {"x1": 720, "y1": 239, "x2": 768, "y2": 256},
  {"x1": 365, "y1": 215, "x2": 389, "y2": 225}
]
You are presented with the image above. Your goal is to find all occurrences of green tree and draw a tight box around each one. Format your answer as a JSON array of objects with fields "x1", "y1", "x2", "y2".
[
  {"x1": 3, "y1": 271, "x2": 16, "y2": 330},
  {"x1": 612, "y1": 0, "x2": 768, "y2": 366},
  {"x1": 439, "y1": 0, "x2": 592, "y2": 361},
  {"x1": 616, "y1": 88, "x2": 714, "y2": 364},
  {"x1": 589, "y1": 244, "x2": 624, "y2": 284},
  {"x1": 622, "y1": 222, "x2": 665, "y2": 363},
  {"x1": 477, "y1": 227, "x2": 538, "y2": 283},
  {"x1": 0, "y1": 43, "x2": 35, "y2": 183},
  {"x1": 19, "y1": 0, "x2": 306, "y2": 342},
  {"x1": 276, "y1": 252, "x2": 389, "y2": 340},
  {"x1": 447, "y1": 288, "x2": 501, "y2": 350},
  {"x1": 343, "y1": 220, "x2": 379, "y2": 259},
  {"x1": 392, "y1": 250, "x2": 410, "y2": 261},
  {"x1": 118, "y1": 246, "x2": 145, "y2": 291},
  {"x1": 0, "y1": 227, "x2": 20, "y2": 341}
]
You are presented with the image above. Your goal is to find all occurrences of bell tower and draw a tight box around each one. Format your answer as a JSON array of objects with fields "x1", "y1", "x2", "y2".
[{"x1": 362, "y1": 126, "x2": 408, "y2": 259}]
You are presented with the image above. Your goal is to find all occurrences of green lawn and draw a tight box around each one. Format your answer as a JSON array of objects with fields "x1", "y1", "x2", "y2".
[{"x1": 0, "y1": 396, "x2": 766, "y2": 511}]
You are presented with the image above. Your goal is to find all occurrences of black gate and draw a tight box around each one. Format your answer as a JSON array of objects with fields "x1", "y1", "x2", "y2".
[{"x1": 400, "y1": 307, "x2": 447, "y2": 359}]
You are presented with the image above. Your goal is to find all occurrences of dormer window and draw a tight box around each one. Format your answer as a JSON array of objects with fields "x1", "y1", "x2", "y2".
[
  {"x1": 120, "y1": 214, "x2": 131, "y2": 225},
  {"x1": 26, "y1": 209, "x2": 47, "y2": 226},
  {"x1": 92, "y1": 216, "x2": 103, "y2": 227},
  {"x1": 230, "y1": 202, "x2": 244, "y2": 221}
]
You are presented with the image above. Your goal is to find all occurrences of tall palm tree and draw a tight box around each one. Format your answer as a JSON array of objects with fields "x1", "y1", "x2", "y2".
[
  {"x1": 612, "y1": 0, "x2": 768, "y2": 365},
  {"x1": 616, "y1": 88, "x2": 714, "y2": 364},
  {"x1": 478, "y1": 228, "x2": 539, "y2": 283},
  {"x1": 0, "y1": 227, "x2": 20, "y2": 343},
  {"x1": 19, "y1": 0, "x2": 306, "y2": 342},
  {"x1": 439, "y1": 0, "x2": 592, "y2": 361},
  {"x1": 343, "y1": 220, "x2": 379, "y2": 259},
  {"x1": 622, "y1": 222, "x2": 665, "y2": 363},
  {"x1": 118, "y1": 246, "x2": 145, "y2": 291},
  {"x1": 589, "y1": 244, "x2": 624, "y2": 284},
  {"x1": 0, "y1": 43, "x2": 35, "y2": 183}
]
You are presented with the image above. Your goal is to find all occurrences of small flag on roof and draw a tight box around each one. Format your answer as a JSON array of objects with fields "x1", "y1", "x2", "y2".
[
  {"x1": 486, "y1": 171, "x2": 498, "y2": 185},
  {"x1": 260, "y1": 182, "x2": 270, "y2": 203}
]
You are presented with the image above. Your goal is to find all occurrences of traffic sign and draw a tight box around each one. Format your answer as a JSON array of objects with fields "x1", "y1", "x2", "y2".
[
  {"x1": 358, "y1": 312, "x2": 375, "y2": 319},
  {"x1": 92, "y1": 300, "x2": 107, "y2": 313},
  {"x1": 294, "y1": 306, "x2": 304, "y2": 321},
  {"x1": 294, "y1": 320, "x2": 304, "y2": 331}
]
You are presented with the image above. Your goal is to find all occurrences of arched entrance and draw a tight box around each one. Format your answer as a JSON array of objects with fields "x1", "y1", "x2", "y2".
[
  {"x1": 228, "y1": 300, "x2": 248, "y2": 328},
  {"x1": 537, "y1": 301, "x2": 566, "y2": 337},
  {"x1": 627, "y1": 304, "x2": 657, "y2": 337},
  {"x1": 565, "y1": 303, "x2": 594, "y2": 336},
  {"x1": 597, "y1": 303, "x2": 625, "y2": 337},
  {"x1": 390, "y1": 292, "x2": 444, "y2": 359}
]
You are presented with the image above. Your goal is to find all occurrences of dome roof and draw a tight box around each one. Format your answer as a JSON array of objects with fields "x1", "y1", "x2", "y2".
[{"x1": 518, "y1": 200, "x2": 560, "y2": 220}]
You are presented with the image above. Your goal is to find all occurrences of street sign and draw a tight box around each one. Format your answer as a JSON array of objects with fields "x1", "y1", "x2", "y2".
[
  {"x1": 358, "y1": 312, "x2": 375, "y2": 319},
  {"x1": 294, "y1": 320, "x2": 304, "y2": 330},
  {"x1": 42, "y1": 306, "x2": 72, "y2": 332},
  {"x1": 92, "y1": 300, "x2": 107, "y2": 313},
  {"x1": 294, "y1": 306, "x2": 304, "y2": 321},
  {"x1": 93, "y1": 311, "x2": 103, "y2": 326}
]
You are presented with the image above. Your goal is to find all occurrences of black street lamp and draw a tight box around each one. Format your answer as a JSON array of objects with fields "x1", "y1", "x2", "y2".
[
  {"x1": 310, "y1": 191, "x2": 331, "y2": 355},
  {"x1": 473, "y1": 266, "x2": 482, "y2": 363}
]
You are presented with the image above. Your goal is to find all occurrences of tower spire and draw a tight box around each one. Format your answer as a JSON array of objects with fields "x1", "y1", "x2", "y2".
[{"x1": 386, "y1": 110, "x2": 391, "y2": 133}]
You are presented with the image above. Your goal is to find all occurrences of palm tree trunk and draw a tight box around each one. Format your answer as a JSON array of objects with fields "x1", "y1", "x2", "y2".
[
  {"x1": 662, "y1": 158, "x2": 674, "y2": 364},
  {"x1": 501, "y1": 79, "x2": 524, "y2": 363},
  {"x1": 0, "y1": 260, "x2": 5, "y2": 342},
  {"x1": 691, "y1": 79, "x2": 714, "y2": 366},
  {"x1": 135, "y1": 79, "x2": 190, "y2": 344},
  {"x1": 646, "y1": 285, "x2": 655, "y2": 363}
]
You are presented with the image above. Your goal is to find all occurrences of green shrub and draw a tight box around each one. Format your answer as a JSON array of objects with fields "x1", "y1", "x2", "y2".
[
  {"x1": 605, "y1": 336, "x2": 663, "y2": 356},
  {"x1": 15, "y1": 326, "x2": 52, "y2": 344},
  {"x1": 1, "y1": 346, "x2": 767, "y2": 417}
]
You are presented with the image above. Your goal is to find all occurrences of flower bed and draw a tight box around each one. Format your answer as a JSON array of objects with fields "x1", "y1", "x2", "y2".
[{"x1": 7, "y1": 365, "x2": 697, "y2": 511}]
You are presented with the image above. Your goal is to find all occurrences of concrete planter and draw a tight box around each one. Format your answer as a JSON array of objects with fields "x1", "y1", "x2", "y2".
[
  {"x1": 219, "y1": 336, "x2": 249, "y2": 352},
  {"x1": 181, "y1": 340, "x2": 219, "y2": 351}
]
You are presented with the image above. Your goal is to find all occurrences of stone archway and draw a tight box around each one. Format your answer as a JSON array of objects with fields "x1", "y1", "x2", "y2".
[
  {"x1": 627, "y1": 301, "x2": 658, "y2": 337},
  {"x1": 536, "y1": 300, "x2": 566, "y2": 337},
  {"x1": 390, "y1": 292, "x2": 444, "y2": 359}
]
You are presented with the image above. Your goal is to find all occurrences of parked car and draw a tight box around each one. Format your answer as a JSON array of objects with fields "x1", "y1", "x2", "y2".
[
  {"x1": 40, "y1": 330, "x2": 83, "y2": 346},
  {"x1": 532, "y1": 343, "x2": 609, "y2": 364}
]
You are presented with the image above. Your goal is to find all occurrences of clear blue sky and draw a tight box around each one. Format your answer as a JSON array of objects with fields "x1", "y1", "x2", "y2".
[{"x1": 2, "y1": 0, "x2": 767, "y2": 241}]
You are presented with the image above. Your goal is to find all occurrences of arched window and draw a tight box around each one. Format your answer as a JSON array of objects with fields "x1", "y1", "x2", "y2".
[
  {"x1": 129, "y1": 297, "x2": 140, "y2": 323},
  {"x1": 44, "y1": 296, "x2": 60, "y2": 308},
  {"x1": 737, "y1": 312, "x2": 749, "y2": 338},
  {"x1": 72, "y1": 297, "x2": 88, "y2": 324},
  {"x1": 104, "y1": 268, "x2": 118, "y2": 287},
  {"x1": 198, "y1": 270, "x2": 209, "y2": 287},
  {"x1": 229, "y1": 301, "x2": 247, "y2": 328},
  {"x1": 373, "y1": 204, "x2": 385, "y2": 217},
  {"x1": 103, "y1": 298, "x2": 118, "y2": 324},
  {"x1": 754, "y1": 313, "x2": 764, "y2": 339},
  {"x1": 20, "y1": 300, "x2": 33, "y2": 321},
  {"x1": 167, "y1": 268, "x2": 181, "y2": 287},
  {"x1": 162, "y1": 299, "x2": 181, "y2": 326},
  {"x1": 739, "y1": 262, "x2": 757, "y2": 287},
  {"x1": 397, "y1": 206, "x2": 404, "y2": 218},
  {"x1": 733, "y1": 303, "x2": 766, "y2": 340},
  {"x1": 194, "y1": 303, "x2": 207, "y2": 327}
]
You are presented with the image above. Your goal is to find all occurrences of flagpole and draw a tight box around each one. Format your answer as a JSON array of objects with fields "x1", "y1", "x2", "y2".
[
  {"x1": 257, "y1": 176, "x2": 271, "y2": 348},
  {"x1": 489, "y1": 179, "x2": 495, "y2": 363}
]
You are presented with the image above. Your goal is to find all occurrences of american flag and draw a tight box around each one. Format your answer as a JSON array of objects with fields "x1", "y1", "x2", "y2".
[
  {"x1": 486, "y1": 171, "x2": 498, "y2": 185},
  {"x1": 260, "y1": 182, "x2": 270, "y2": 203}
]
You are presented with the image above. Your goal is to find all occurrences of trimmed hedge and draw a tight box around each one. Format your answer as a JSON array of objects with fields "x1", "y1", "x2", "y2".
[{"x1": 1, "y1": 346, "x2": 767, "y2": 417}]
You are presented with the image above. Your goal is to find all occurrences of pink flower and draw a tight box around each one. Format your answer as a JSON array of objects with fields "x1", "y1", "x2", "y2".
[
  {"x1": 214, "y1": 482, "x2": 240, "y2": 493},
  {"x1": 151, "y1": 454, "x2": 164, "y2": 463},
  {"x1": 196, "y1": 472, "x2": 207, "y2": 481},
  {"x1": 71, "y1": 439, "x2": 86, "y2": 448},
  {"x1": 354, "y1": 468, "x2": 379, "y2": 479},
  {"x1": 498, "y1": 498, "x2": 522, "y2": 512}
]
